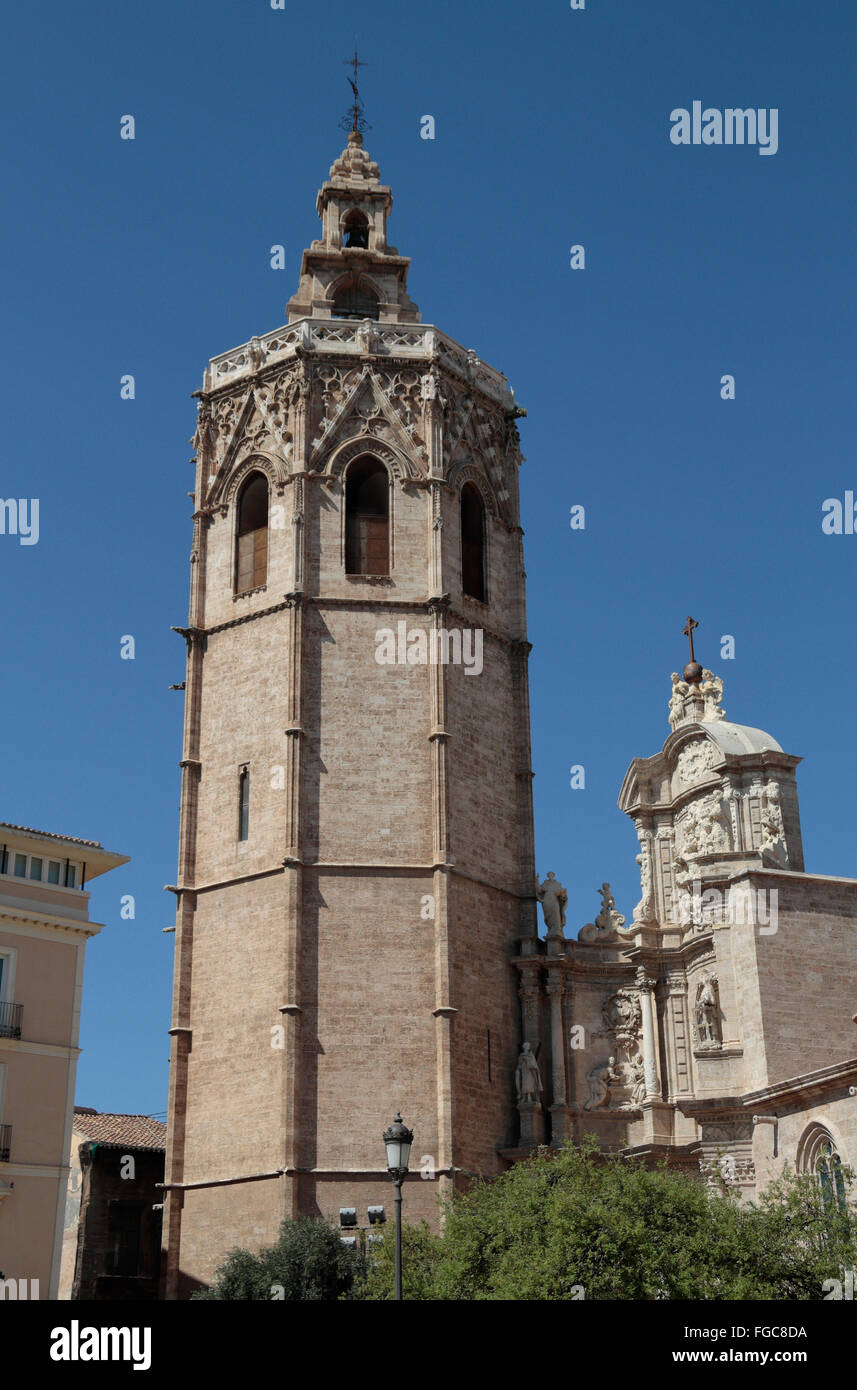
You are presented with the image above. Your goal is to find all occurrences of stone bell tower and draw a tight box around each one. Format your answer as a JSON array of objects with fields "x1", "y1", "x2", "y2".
[{"x1": 162, "y1": 123, "x2": 537, "y2": 1295}]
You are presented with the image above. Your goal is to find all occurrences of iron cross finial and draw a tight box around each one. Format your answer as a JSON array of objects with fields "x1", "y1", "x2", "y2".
[
  {"x1": 681, "y1": 616, "x2": 703, "y2": 685},
  {"x1": 682, "y1": 616, "x2": 699, "y2": 664},
  {"x1": 341, "y1": 42, "x2": 370, "y2": 134}
]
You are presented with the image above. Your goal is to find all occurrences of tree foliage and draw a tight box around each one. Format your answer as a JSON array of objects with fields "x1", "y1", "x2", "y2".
[
  {"x1": 192, "y1": 1215, "x2": 361, "y2": 1301},
  {"x1": 357, "y1": 1140, "x2": 857, "y2": 1301}
]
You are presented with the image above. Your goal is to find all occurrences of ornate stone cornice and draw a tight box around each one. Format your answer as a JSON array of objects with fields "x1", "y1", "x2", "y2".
[{"x1": 203, "y1": 319, "x2": 515, "y2": 410}]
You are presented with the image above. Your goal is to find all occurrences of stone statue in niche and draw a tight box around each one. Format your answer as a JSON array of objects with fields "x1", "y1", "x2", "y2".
[
  {"x1": 536, "y1": 872, "x2": 568, "y2": 936},
  {"x1": 697, "y1": 793, "x2": 729, "y2": 853},
  {"x1": 674, "y1": 793, "x2": 730, "y2": 883},
  {"x1": 674, "y1": 804, "x2": 701, "y2": 883},
  {"x1": 759, "y1": 781, "x2": 789, "y2": 867},
  {"x1": 579, "y1": 883, "x2": 627, "y2": 942},
  {"x1": 591, "y1": 990, "x2": 644, "y2": 1107},
  {"x1": 694, "y1": 973, "x2": 722, "y2": 1049},
  {"x1": 584, "y1": 1055, "x2": 621, "y2": 1110},
  {"x1": 515, "y1": 1041, "x2": 543, "y2": 1103}
]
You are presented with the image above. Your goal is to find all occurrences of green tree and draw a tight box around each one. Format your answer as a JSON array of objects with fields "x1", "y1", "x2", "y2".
[
  {"x1": 356, "y1": 1220, "x2": 444, "y2": 1301},
  {"x1": 355, "y1": 1140, "x2": 857, "y2": 1301},
  {"x1": 192, "y1": 1215, "x2": 361, "y2": 1301}
]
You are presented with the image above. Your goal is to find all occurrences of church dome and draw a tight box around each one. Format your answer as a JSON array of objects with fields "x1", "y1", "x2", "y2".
[{"x1": 698, "y1": 720, "x2": 783, "y2": 757}]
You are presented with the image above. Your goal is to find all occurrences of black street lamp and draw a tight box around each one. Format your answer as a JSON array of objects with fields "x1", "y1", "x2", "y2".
[{"x1": 382, "y1": 1112, "x2": 414, "y2": 1301}]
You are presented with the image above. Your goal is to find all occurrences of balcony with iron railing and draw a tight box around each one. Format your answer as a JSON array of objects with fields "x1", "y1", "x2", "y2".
[
  {"x1": 0, "y1": 1125, "x2": 11, "y2": 1162},
  {"x1": 0, "y1": 1001, "x2": 22, "y2": 1039}
]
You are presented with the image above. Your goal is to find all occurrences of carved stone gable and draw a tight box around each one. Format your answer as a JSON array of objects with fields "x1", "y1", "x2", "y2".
[{"x1": 309, "y1": 365, "x2": 427, "y2": 471}]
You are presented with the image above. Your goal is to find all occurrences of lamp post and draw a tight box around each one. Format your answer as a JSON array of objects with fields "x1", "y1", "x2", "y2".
[{"x1": 382, "y1": 1112, "x2": 414, "y2": 1301}]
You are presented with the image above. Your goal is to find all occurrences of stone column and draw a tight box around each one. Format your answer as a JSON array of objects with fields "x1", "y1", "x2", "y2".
[
  {"x1": 423, "y1": 372, "x2": 445, "y2": 599},
  {"x1": 428, "y1": 593, "x2": 455, "y2": 1203},
  {"x1": 517, "y1": 965, "x2": 542, "y2": 1050},
  {"x1": 511, "y1": 645, "x2": 538, "y2": 940},
  {"x1": 546, "y1": 976, "x2": 569, "y2": 1144},
  {"x1": 281, "y1": 591, "x2": 305, "y2": 1221},
  {"x1": 655, "y1": 826, "x2": 675, "y2": 924},
  {"x1": 663, "y1": 970, "x2": 692, "y2": 1101},
  {"x1": 637, "y1": 970, "x2": 660, "y2": 1098}
]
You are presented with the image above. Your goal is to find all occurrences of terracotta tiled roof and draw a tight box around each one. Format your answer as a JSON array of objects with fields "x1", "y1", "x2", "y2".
[
  {"x1": 72, "y1": 1110, "x2": 167, "y2": 1149},
  {"x1": 0, "y1": 822, "x2": 102, "y2": 849}
]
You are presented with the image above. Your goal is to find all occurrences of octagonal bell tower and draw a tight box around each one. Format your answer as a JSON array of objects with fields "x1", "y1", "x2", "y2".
[{"x1": 163, "y1": 127, "x2": 537, "y2": 1295}]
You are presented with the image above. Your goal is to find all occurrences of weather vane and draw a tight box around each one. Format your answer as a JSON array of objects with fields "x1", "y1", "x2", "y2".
[{"x1": 340, "y1": 42, "x2": 371, "y2": 135}]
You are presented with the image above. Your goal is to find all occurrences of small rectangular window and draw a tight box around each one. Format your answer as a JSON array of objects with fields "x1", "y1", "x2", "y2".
[
  {"x1": 29, "y1": 858, "x2": 43, "y2": 881},
  {"x1": 238, "y1": 768, "x2": 250, "y2": 842},
  {"x1": 47, "y1": 861, "x2": 61, "y2": 884},
  {"x1": 65, "y1": 864, "x2": 77, "y2": 888},
  {"x1": 107, "y1": 1203, "x2": 142, "y2": 1276},
  {"x1": 13, "y1": 854, "x2": 27, "y2": 878}
]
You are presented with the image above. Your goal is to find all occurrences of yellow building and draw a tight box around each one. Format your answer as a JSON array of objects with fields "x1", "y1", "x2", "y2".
[{"x1": 0, "y1": 823, "x2": 127, "y2": 1299}]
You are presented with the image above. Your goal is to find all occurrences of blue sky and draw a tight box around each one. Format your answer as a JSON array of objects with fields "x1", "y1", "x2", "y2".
[{"x1": 1, "y1": 0, "x2": 855, "y2": 1115}]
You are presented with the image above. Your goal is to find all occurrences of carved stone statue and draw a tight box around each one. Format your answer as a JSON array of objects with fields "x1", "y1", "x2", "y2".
[
  {"x1": 697, "y1": 793, "x2": 729, "y2": 853},
  {"x1": 515, "y1": 1041, "x2": 543, "y2": 1103},
  {"x1": 669, "y1": 668, "x2": 727, "y2": 730},
  {"x1": 630, "y1": 1058, "x2": 647, "y2": 1107},
  {"x1": 536, "y1": 872, "x2": 568, "y2": 936},
  {"x1": 759, "y1": 781, "x2": 788, "y2": 866},
  {"x1": 675, "y1": 793, "x2": 729, "y2": 885},
  {"x1": 668, "y1": 672, "x2": 689, "y2": 730},
  {"x1": 700, "y1": 669, "x2": 726, "y2": 722},
  {"x1": 694, "y1": 973, "x2": 722, "y2": 1049},
  {"x1": 584, "y1": 1055, "x2": 621, "y2": 1110},
  {"x1": 579, "y1": 883, "x2": 626, "y2": 942}
]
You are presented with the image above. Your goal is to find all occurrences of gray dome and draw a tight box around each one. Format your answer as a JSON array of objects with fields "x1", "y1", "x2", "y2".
[{"x1": 701, "y1": 720, "x2": 783, "y2": 756}]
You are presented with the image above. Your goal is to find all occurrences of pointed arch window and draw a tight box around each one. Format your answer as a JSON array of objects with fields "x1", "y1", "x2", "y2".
[
  {"x1": 235, "y1": 472, "x2": 269, "y2": 594},
  {"x1": 345, "y1": 457, "x2": 389, "y2": 576},
  {"x1": 815, "y1": 1140, "x2": 847, "y2": 1214},
  {"x1": 798, "y1": 1125, "x2": 848, "y2": 1214},
  {"x1": 461, "y1": 482, "x2": 486, "y2": 602}
]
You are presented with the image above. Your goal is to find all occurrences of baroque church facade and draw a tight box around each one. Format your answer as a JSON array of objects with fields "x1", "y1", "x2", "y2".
[
  {"x1": 162, "y1": 129, "x2": 856, "y2": 1294},
  {"x1": 518, "y1": 665, "x2": 857, "y2": 1204}
]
